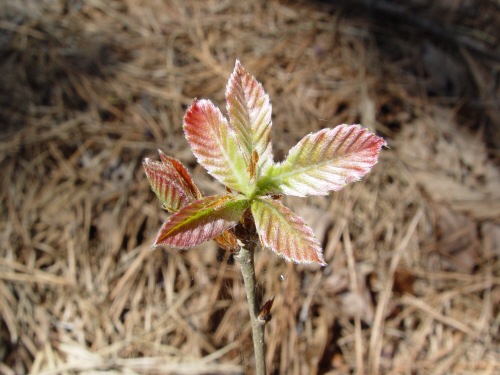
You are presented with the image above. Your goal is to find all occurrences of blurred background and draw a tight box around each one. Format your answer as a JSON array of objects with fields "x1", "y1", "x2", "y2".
[{"x1": 0, "y1": 0, "x2": 499, "y2": 374}]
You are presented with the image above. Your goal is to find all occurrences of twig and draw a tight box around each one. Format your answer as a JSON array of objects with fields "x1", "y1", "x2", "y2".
[{"x1": 236, "y1": 241, "x2": 266, "y2": 375}]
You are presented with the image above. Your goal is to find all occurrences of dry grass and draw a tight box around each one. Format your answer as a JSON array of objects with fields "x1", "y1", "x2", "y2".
[{"x1": 1, "y1": 0, "x2": 499, "y2": 374}]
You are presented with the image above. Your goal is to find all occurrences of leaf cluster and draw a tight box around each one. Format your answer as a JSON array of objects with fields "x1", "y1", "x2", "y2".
[{"x1": 144, "y1": 61, "x2": 386, "y2": 264}]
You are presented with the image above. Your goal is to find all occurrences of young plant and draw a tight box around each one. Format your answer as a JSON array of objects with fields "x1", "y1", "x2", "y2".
[{"x1": 143, "y1": 60, "x2": 385, "y2": 374}]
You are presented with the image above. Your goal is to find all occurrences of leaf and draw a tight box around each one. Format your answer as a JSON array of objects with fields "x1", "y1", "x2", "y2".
[
  {"x1": 213, "y1": 229, "x2": 239, "y2": 252},
  {"x1": 154, "y1": 195, "x2": 249, "y2": 248},
  {"x1": 261, "y1": 124, "x2": 386, "y2": 197},
  {"x1": 158, "y1": 150, "x2": 202, "y2": 200},
  {"x1": 146, "y1": 150, "x2": 239, "y2": 251},
  {"x1": 251, "y1": 197, "x2": 326, "y2": 265},
  {"x1": 226, "y1": 60, "x2": 273, "y2": 176},
  {"x1": 183, "y1": 99, "x2": 252, "y2": 194},
  {"x1": 143, "y1": 158, "x2": 192, "y2": 212}
]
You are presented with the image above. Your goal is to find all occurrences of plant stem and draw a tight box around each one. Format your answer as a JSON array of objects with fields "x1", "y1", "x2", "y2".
[{"x1": 237, "y1": 242, "x2": 266, "y2": 375}]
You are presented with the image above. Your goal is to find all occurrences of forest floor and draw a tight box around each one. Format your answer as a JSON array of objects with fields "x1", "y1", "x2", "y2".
[{"x1": 1, "y1": 1, "x2": 499, "y2": 374}]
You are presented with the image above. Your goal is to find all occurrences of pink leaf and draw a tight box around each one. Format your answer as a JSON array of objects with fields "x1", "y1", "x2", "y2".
[
  {"x1": 183, "y1": 99, "x2": 251, "y2": 194},
  {"x1": 251, "y1": 197, "x2": 326, "y2": 265},
  {"x1": 143, "y1": 158, "x2": 192, "y2": 212},
  {"x1": 265, "y1": 125, "x2": 386, "y2": 197},
  {"x1": 146, "y1": 151, "x2": 239, "y2": 251},
  {"x1": 158, "y1": 150, "x2": 202, "y2": 200},
  {"x1": 226, "y1": 60, "x2": 273, "y2": 175},
  {"x1": 154, "y1": 195, "x2": 249, "y2": 248}
]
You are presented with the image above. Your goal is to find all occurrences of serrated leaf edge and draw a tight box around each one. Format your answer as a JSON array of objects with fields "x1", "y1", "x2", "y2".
[{"x1": 251, "y1": 197, "x2": 326, "y2": 265}]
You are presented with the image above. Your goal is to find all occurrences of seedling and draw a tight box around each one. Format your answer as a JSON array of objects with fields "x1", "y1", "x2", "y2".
[{"x1": 143, "y1": 60, "x2": 385, "y2": 374}]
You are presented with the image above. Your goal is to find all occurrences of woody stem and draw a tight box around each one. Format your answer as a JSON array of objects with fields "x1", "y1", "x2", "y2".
[{"x1": 237, "y1": 242, "x2": 266, "y2": 375}]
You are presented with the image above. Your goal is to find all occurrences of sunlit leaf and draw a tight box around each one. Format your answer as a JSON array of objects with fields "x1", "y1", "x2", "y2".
[
  {"x1": 154, "y1": 195, "x2": 249, "y2": 248},
  {"x1": 143, "y1": 158, "x2": 192, "y2": 212},
  {"x1": 146, "y1": 151, "x2": 240, "y2": 251},
  {"x1": 226, "y1": 60, "x2": 273, "y2": 176},
  {"x1": 251, "y1": 197, "x2": 326, "y2": 265},
  {"x1": 261, "y1": 124, "x2": 386, "y2": 197},
  {"x1": 158, "y1": 150, "x2": 202, "y2": 200},
  {"x1": 184, "y1": 99, "x2": 251, "y2": 194},
  {"x1": 146, "y1": 61, "x2": 386, "y2": 265}
]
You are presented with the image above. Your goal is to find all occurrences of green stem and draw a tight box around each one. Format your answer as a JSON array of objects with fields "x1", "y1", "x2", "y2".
[{"x1": 237, "y1": 242, "x2": 266, "y2": 375}]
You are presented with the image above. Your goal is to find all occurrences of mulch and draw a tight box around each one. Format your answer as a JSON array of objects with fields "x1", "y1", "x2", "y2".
[{"x1": 1, "y1": 1, "x2": 499, "y2": 374}]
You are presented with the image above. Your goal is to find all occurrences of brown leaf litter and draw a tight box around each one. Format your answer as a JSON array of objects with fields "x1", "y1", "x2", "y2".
[{"x1": 0, "y1": 0, "x2": 499, "y2": 374}]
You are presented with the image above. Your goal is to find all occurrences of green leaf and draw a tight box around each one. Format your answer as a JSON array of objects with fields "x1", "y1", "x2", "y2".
[
  {"x1": 251, "y1": 197, "x2": 326, "y2": 265},
  {"x1": 184, "y1": 99, "x2": 252, "y2": 195},
  {"x1": 226, "y1": 60, "x2": 273, "y2": 176},
  {"x1": 154, "y1": 195, "x2": 249, "y2": 248},
  {"x1": 261, "y1": 124, "x2": 386, "y2": 197}
]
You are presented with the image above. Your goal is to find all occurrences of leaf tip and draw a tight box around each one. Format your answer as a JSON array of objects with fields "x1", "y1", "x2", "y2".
[
  {"x1": 234, "y1": 58, "x2": 243, "y2": 72},
  {"x1": 295, "y1": 248, "x2": 327, "y2": 266},
  {"x1": 317, "y1": 256, "x2": 328, "y2": 267}
]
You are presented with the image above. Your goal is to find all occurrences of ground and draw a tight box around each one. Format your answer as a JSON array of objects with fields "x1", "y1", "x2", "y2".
[{"x1": 0, "y1": 1, "x2": 499, "y2": 374}]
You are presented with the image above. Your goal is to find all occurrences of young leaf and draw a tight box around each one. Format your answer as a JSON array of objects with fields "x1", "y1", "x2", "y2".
[
  {"x1": 262, "y1": 125, "x2": 386, "y2": 197},
  {"x1": 184, "y1": 99, "x2": 251, "y2": 194},
  {"x1": 251, "y1": 197, "x2": 326, "y2": 265},
  {"x1": 154, "y1": 195, "x2": 249, "y2": 248},
  {"x1": 143, "y1": 158, "x2": 192, "y2": 212},
  {"x1": 213, "y1": 228, "x2": 239, "y2": 252},
  {"x1": 226, "y1": 60, "x2": 273, "y2": 176},
  {"x1": 158, "y1": 150, "x2": 202, "y2": 200},
  {"x1": 146, "y1": 151, "x2": 240, "y2": 251}
]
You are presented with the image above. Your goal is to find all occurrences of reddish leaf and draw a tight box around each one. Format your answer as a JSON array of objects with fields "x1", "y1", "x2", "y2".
[
  {"x1": 158, "y1": 150, "x2": 202, "y2": 199},
  {"x1": 213, "y1": 229, "x2": 239, "y2": 252},
  {"x1": 264, "y1": 125, "x2": 386, "y2": 197},
  {"x1": 251, "y1": 197, "x2": 326, "y2": 265},
  {"x1": 146, "y1": 151, "x2": 239, "y2": 251},
  {"x1": 154, "y1": 195, "x2": 249, "y2": 248},
  {"x1": 226, "y1": 60, "x2": 273, "y2": 175},
  {"x1": 143, "y1": 158, "x2": 192, "y2": 212},
  {"x1": 183, "y1": 99, "x2": 251, "y2": 194}
]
